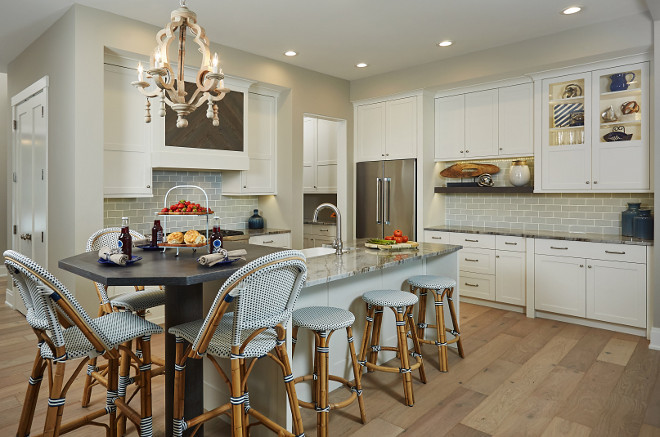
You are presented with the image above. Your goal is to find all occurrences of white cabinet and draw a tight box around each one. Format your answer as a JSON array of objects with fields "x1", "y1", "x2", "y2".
[
  {"x1": 248, "y1": 232, "x2": 291, "y2": 249},
  {"x1": 223, "y1": 91, "x2": 278, "y2": 195},
  {"x1": 423, "y1": 230, "x2": 451, "y2": 244},
  {"x1": 303, "y1": 117, "x2": 338, "y2": 193},
  {"x1": 303, "y1": 224, "x2": 336, "y2": 248},
  {"x1": 495, "y1": 235, "x2": 526, "y2": 306},
  {"x1": 465, "y1": 89, "x2": 499, "y2": 158},
  {"x1": 355, "y1": 96, "x2": 417, "y2": 162},
  {"x1": 103, "y1": 62, "x2": 153, "y2": 198},
  {"x1": 538, "y1": 60, "x2": 649, "y2": 192},
  {"x1": 534, "y1": 238, "x2": 647, "y2": 327},
  {"x1": 498, "y1": 83, "x2": 534, "y2": 157}
]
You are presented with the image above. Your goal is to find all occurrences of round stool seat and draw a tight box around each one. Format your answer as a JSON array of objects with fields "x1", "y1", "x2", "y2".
[
  {"x1": 292, "y1": 306, "x2": 355, "y2": 331},
  {"x1": 407, "y1": 275, "x2": 456, "y2": 290},
  {"x1": 362, "y1": 290, "x2": 418, "y2": 307}
]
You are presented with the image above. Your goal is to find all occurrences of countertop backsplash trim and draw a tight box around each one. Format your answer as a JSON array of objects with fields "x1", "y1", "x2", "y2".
[{"x1": 104, "y1": 170, "x2": 259, "y2": 235}]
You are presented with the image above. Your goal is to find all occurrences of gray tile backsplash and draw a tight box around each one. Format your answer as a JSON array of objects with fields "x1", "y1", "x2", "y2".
[
  {"x1": 104, "y1": 170, "x2": 258, "y2": 235},
  {"x1": 445, "y1": 192, "x2": 654, "y2": 235}
]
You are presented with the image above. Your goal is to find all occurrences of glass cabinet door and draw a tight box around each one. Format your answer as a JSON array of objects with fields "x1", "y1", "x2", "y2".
[
  {"x1": 591, "y1": 62, "x2": 649, "y2": 190},
  {"x1": 541, "y1": 73, "x2": 592, "y2": 190}
]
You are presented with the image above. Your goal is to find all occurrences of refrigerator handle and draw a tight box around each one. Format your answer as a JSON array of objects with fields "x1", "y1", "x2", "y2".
[
  {"x1": 376, "y1": 178, "x2": 382, "y2": 224},
  {"x1": 384, "y1": 177, "x2": 391, "y2": 225}
]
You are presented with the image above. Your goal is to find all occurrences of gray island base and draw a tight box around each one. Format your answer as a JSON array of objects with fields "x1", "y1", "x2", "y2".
[{"x1": 201, "y1": 240, "x2": 461, "y2": 435}]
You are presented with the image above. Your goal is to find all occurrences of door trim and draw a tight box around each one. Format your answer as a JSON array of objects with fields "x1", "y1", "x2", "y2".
[{"x1": 11, "y1": 76, "x2": 49, "y2": 106}]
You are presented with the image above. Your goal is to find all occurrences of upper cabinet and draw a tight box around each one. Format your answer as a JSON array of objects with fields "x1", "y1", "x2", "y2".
[
  {"x1": 304, "y1": 117, "x2": 338, "y2": 193},
  {"x1": 538, "y1": 60, "x2": 649, "y2": 192},
  {"x1": 355, "y1": 95, "x2": 418, "y2": 162},
  {"x1": 222, "y1": 90, "x2": 278, "y2": 195},
  {"x1": 435, "y1": 83, "x2": 532, "y2": 161}
]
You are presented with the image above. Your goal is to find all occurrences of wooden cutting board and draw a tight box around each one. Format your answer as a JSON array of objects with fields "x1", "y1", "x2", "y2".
[
  {"x1": 365, "y1": 241, "x2": 420, "y2": 250},
  {"x1": 440, "y1": 163, "x2": 500, "y2": 178}
]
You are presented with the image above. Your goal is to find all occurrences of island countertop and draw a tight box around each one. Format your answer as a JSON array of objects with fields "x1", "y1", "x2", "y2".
[{"x1": 303, "y1": 239, "x2": 462, "y2": 287}]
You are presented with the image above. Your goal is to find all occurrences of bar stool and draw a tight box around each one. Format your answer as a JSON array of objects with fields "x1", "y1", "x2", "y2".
[
  {"x1": 407, "y1": 275, "x2": 464, "y2": 372},
  {"x1": 291, "y1": 306, "x2": 366, "y2": 437},
  {"x1": 358, "y1": 290, "x2": 426, "y2": 407}
]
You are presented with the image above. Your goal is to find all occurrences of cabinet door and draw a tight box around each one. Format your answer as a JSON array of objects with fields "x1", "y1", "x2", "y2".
[
  {"x1": 535, "y1": 254, "x2": 586, "y2": 317},
  {"x1": 465, "y1": 89, "x2": 498, "y2": 158},
  {"x1": 495, "y1": 250, "x2": 525, "y2": 306},
  {"x1": 103, "y1": 63, "x2": 152, "y2": 198},
  {"x1": 316, "y1": 164, "x2": 337, "y2": 192},
  {"x1": 242, "y1": 93, "x2": 276, "y2": 193},
  {"x1": 356, "y1": 102, "x2": 386, "y2": 162},
  {"x1": 586, "y1": 259, "x2": 646, "y2": 328},
  {"x1": 303, "y1": 165, "x2": 316, "y2": 192},
  {"x1": 303, "y1": 117, "x2": 317, "y2": 166},
  {"x1": 435, "y1": 95, "x2": 465, "y2": 160},
  {"x1": 498, "y1": 83, "x2": 533, "y2": 157},
  {"x1": 386, "y1": 96, "x2": 417, "y2": 159},
  {"x1": 591, "y1": 62, "x2": 649, "y2": 191},
  {"x1": 540, "y1": 73, "x2": 592, "y2": 190},
  {"x1": 459, "y1": 272, "x2": 496, "y2": 300},
  {"x1": 316, "y1": 118, "x2": 338, "y2": 165}
]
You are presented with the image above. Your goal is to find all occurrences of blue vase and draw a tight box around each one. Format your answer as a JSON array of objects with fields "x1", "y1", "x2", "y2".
[
  {"x1": 609, "y1": 72, "x2": 636, "y2": 92},
  {"x1": 633, "y1": 210, "x2": 653, "y2": 240},
  {"x1": 248, "y1": 209, "x2": 264, "y2": 229},
  {"x1": 621, "y1": 202, "x2": 641, "y2": 237}
]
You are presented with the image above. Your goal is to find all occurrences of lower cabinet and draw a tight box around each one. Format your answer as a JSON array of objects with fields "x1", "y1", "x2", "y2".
[
  {"x1": 303, "y1": 224, "x2": 336, "y2": 249},
  {"x1": 495, "y1": 250, "x2": 526, "y2": 306},
  {"x1": 248, "y1": 233, "x2": 291, "y2": 249},
  {"x1": 535, "y1": 254, "x2": 586, "y2": 317}
]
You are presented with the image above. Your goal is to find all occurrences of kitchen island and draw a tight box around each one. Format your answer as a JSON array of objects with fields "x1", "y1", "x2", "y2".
[{"x1": 202, "y1": 239, "x2": 462, "y2": 435}]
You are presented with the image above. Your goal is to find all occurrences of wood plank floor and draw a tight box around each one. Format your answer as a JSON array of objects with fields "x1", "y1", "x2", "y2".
[{"x1": 1, "y1": 275, "x2": 659, "y2": 436}]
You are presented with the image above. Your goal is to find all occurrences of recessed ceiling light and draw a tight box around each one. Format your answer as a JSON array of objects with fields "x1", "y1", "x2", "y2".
[
  {"x1": 438, "y1": 40, "x2": 453, "y2": 47},
  {"x1": 562, "y1": 6, "x2": 582, "y2": 15},
  {"x1": 284, "y1": 50, "x2": 297, "y2": 57},
  {"x1": 356, "y1": 63, "x2": 368, "y2": 68}
]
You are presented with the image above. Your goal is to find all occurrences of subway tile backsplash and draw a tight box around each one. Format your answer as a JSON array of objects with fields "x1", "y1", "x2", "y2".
[
  {"x1": 104, "y1": 170, "x2": 258, "y2": 235},
  {"x1": 445, "y1": 193, "x2": 654, "y2": 235}
]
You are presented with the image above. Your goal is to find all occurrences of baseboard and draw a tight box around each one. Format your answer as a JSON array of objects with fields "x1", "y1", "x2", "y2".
[
  {"x1": 535, "y1": 310, "x2": 646, "y2": 337},
  {"x1": 650, "y1": 327, "x2": 660, "y2": 350},
  {"x1": 460, "y1": 296, "x2": 525, "y2": 313}
]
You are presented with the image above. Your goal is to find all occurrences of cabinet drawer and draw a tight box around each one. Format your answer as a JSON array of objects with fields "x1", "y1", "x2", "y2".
[
  {"x1": 449, "y1": 232, "x2": 496, "y2": 249},
  {"x1": 581, "y1": 243, "x2": 646, "y2": 264},
  {"x1": 459, "y1": 248, "x2": 495, "y2": 275},
  {"x1": 534, "y1": 239, "x2": 591, "y2": 258},
  {"x1": 249, "y1": 233, "x2": 291, "y2": 248},
  {"x1": 496, "y1": 235, "x2": 525, "y2": 252},
  {"x1": 459, "y1": 272, "x2": 495, "y2": 300},
  {"x1": 424, "y1": 230, "x2": 451, "y2": 243},
  {"x1": 303, "y1": 224, "x2": 336, "y2": 238}
]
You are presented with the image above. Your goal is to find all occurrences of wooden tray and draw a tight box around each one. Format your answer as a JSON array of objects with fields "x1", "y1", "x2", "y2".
[
  {"x1": 365, "y1": 241, "x2": 419, "y2": 250},
  {"x1": 440, "y1": 163, "x2": 500, "y2": 178}
]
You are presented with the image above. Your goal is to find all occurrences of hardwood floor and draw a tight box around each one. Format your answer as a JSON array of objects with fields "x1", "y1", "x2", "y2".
[{"x1": 1, "y1": 274, "x2": 659, "y2": 436}]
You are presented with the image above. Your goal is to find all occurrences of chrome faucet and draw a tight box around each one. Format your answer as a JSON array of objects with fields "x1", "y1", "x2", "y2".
[{"x1": 313, "y1": 203, "x2": 343, "y2": 255}]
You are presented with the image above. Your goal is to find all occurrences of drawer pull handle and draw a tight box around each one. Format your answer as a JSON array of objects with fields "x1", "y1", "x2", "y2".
[
  {"x1": 464, "y1": 282, "x2": 479, "y2": 287},
  {"x1": 550, "y1": 246, "x2": 569, "y2": 250},
  {"x1": 320, "y1": 229, "x2": 329, "y2": 232},
  {"x1": 605, "y1": 250, "x2": 625, "y2": 255},
  {"x1": 465, "y1": 239, "x2": 479, "y2": 242},
  {"x1": 432, "y1": 236, "x2": 443, "y2": 240},
  {"x1": 464, "y1": 258, "x2": 479, "y2": 262},
  {"x1": 505, "y1": 242, "x2": 518, "y2": 245},
  {"x1": 263, "y1": 240, "x2": 274, "y2": 244}
]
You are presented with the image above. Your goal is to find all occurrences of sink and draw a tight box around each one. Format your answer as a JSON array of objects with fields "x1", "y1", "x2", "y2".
[{"x1": 301, "y1": 246, "x2": 356, "y2": 258}]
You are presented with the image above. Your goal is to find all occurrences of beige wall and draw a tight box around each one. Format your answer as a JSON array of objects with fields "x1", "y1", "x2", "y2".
[
  {"x1": 0, "y1": 73, "x2": 7, "y2": 262},
  {"x1": 350, "y1": 13, "x2": 652, "y2": 102},
  {"x1": 652, "y1": 19, "x2": 659, "y2": 332}
]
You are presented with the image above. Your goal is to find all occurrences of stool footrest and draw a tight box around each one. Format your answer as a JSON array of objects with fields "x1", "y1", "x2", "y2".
[
  {"x1": 362, "y1": 360, "x2": 424, "y2": 374},
  {"x1": 294, "y1": 374, "x2": 359, "y2": 411}
]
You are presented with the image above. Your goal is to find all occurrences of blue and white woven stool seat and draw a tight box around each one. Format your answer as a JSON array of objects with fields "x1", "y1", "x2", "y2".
[
  {"x1": 362, "y1": 289, "x2": 418, "y2": 307},
  {"x1": 292, "y1": 306, "x2": 355, "y2": 331},
  {"x1": 111, "y1": 288, "x2": 166, "y2": 312},
  {"x1": 406, "y1": 275, "x2": 456, "y2": 290}
]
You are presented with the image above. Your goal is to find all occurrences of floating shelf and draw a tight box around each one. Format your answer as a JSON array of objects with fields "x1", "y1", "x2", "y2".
[{"x1": 435, "y1": 186, "x2": 534, "y2": 194}]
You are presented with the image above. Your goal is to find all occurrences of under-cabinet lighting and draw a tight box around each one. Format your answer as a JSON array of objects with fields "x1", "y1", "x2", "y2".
[{"x1": 562, "y1": 6, "x2": 582, "y2": 15}]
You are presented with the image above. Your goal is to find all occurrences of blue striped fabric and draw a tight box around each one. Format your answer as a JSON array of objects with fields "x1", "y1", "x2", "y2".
[{"x1": 553, "y1": 103, "x2": 583, "y2": 127}]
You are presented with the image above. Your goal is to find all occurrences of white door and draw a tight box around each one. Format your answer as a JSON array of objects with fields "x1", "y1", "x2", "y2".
[
  {"x1": 435, "y1": 94, "x2": 465, "y2": 160},
  {"x1": 386, "y1": 96, "x2": 417, "y2": 159},
  {"x1": 356, "y1": 102, "x2": 385, "y2": 161},
  {"x1": 498, "y1": 83, "x2": 533, "y2": 157},
  {"x1": 495, "y1": 250, "x2": 526, "y2": 306},
  {"x1": 535, "y1": 255, "x2": 586, "y2": 317},
  {"x1": 465, "y1": 89, "x2": 498, "y2": 158}
]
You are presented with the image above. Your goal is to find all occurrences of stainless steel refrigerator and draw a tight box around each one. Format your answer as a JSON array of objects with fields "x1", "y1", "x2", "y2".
[{"x1": 356, "y1": 159, "x2": 416, "y2": 240}]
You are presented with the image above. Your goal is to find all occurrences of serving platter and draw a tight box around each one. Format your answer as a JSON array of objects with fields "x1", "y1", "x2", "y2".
[{"x1": 365, "y1": 241, "x2": 419, "y2": 250}]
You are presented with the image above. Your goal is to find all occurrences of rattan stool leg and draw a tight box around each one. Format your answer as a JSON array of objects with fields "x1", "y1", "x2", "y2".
[
  {"x1": 292, "y1": 326, "x2": 299, "y2": 356},
  {"x1": 414, "y1": 286, "x2": 429, "y2": 342},
  {"x1": 316, "y1": 330, "x2": 331, "y2": 437},
  {"x1": 406, "y1": 306, "x2": 427, "y2": 384},
  {"x1": 369, "y1": 307, "x2": 384, "y2": 366},
  {"x1": 138, "y1": 335, "x2": 154, "y2": 436},
  {"x1": 117, "y1": 339, "x2": 132, "y2": 435},
  {"x1": 172, "y1": 338, "x2": 188, "y2": 437},
  {"x1": 229, "y1": 347, "x2": 244, "y2": 437},
  {"x1": 106, "y1": 357, "x2": 119, "y2": 437},
  {"x1": 346, "y1": 325, "x2": 367, "y2": 424},
  {"x1": 394, "y1": 306, "x2": 415, "y2": 406},
  {"x1": 17, "y1": 351, "x2": 46, "y2": 436},
  {"x1": 433, "y1": 289, "x2": 449, "y2": 372},
  {"x1": 358, "y1": 304, "x2": 375, "y2": 371},
  {"x1": 43, "y1": 361, "x2": 66, "y2": 437},
  {"x1": 273, "y1": 333, "x2": 305, "y2": 437},
  {"x1": 446, "y1": 287, "x2": 465, "y2": 358}
]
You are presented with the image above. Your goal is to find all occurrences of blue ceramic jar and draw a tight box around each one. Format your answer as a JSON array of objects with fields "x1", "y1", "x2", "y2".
[
  {"x1": 633, "y1": 210, "x2": 653, "y2": 240},
  {"x1": 248, "y1": 209, "x2": 264, "y2": 229},
  {"x1": 621, "y1": 202, "x2": 641, "y2": 237}
]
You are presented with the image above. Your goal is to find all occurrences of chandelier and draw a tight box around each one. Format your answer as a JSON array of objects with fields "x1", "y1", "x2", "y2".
[{"x1": 132, "y1": 0, "x2": 229, "y2": 128}]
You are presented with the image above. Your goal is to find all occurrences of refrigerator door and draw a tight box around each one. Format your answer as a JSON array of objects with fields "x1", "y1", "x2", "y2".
[
  {"x1": 356, "y1": 161, "x2": 384, "y2": 238},
  {"x1": 383, "y1": 159, "x2": 416, "y2": 240}
]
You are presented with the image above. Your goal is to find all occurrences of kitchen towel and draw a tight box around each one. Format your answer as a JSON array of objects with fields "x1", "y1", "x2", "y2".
[
  {"x1": 132, "y1": 238, "x2": 149, "y2": 247},
  {"x1": 198, "y1": 249, "x2": 248, "y2": 267},
  {"x1": 98, "y1": 246, "x2": 129, "y2": 266}
]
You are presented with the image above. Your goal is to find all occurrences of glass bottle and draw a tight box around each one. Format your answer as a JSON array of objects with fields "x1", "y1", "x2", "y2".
[
  {"x1": 151, "y1": 213, "x2": 163, "y2": 247},
  {"x1": 248, "y1": 209, "x2": 264, "y2": 229},
  {"x1": 208, "y1": 216, "x2": 224, "y2": 254},
  {"x1": 633, "y1": 210, "x2": 653, "y2": 240},
  {"x1": 118, "y1": 217, "x2": 132, "y2": 258},
  {"x1": 621, "y1": 202, "x2": 641, "y2": 237}
]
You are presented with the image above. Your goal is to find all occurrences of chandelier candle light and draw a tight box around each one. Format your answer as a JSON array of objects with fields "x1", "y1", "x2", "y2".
[{"x1": 132, "y1": 0, "x2": 229, "y2": 128}]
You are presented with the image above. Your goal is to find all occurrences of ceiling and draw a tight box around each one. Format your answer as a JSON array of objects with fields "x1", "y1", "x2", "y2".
[{"x1": 1, "y1": 0, "x2": 651, "y2": 80}]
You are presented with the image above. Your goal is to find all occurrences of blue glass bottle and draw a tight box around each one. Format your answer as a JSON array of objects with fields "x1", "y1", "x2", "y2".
[
  {"x1": 633, "y1": 210, "x2": 653, "y2": 240},
  {"x1": 248, "y1": 209, "x2": 264, "y2": 229},
  {"x1": 621, "y1": 202, "x2": 641, "y2": 237}
]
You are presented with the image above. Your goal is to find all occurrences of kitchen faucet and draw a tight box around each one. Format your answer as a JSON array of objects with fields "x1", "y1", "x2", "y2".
[{"x1": 313, "y1": 203, "x2": 343, "y2": 255}]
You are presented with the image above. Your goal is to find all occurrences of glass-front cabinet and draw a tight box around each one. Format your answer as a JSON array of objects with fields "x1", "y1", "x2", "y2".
[{"x1": 540, "y1": 61, "x2": 649, "y2": 192}]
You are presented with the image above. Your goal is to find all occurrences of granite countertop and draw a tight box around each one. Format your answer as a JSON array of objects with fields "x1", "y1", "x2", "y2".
[
  {"x1": 223, "y1": 228, "x2": 291, "y2": 241},
  {"x1": 303, "y1": 239, "x2": 461, "y2": 287},
  {"x1": 424, "y1": 225, "x2": 653, "y2": 246}
]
